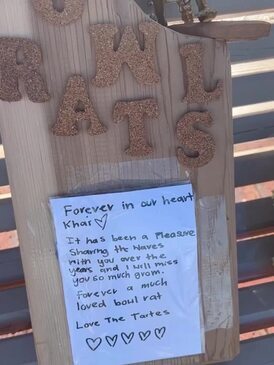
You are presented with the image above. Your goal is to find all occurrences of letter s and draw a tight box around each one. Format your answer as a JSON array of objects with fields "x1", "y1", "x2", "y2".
[{"x1": 176, "y1": 111, "x2": 215, "y2": 168}]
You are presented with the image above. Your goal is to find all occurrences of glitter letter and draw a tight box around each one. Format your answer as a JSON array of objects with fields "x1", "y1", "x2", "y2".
[
  {"x1": 0, "y1": 38, "x2": 50, "y2": 103},
  {"x1": 90, "y1": 22, "x2": 160, "y2": 87},
  {"x1": 52, "y1": 75, "x2": 106, "y2": 136},
  {"x1": 180, "y1": 43, "x2": 223, "y2": 104},
  {"x1": 113, "y1": 99, "x2": 160, "y2": 156},
  {"x1": 32, "y1": 0, "x2": 85, "y2": 26},
  {"x1": 176, "y1": 111, "x2": 215, "y2": 168}
]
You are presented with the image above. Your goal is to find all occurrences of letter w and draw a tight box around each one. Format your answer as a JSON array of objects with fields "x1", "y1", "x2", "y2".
[{"x1": 90, "y1": 22, "x2": 160, "y2": 87}]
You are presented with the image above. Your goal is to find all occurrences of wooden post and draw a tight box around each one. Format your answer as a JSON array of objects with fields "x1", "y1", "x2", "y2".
[{"x1": 0, "y1": 0, "x2": 264, "y2": 364}]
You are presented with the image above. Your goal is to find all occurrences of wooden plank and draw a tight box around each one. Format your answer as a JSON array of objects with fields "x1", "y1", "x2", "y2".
[
  {"x1": 0, "y1": 198, "x2": 16, "y2": 233},
  {"x1": 235, "y1": 150, "x2": 274, "y2": 187},
  {"x1": 240, "y1": 282, "x2": 274, "y2": 333},
  {"x1": 229, "y1": 26, "x2": 274, "y2": 63},
  {"x1": 0, "y1": 1, "x2": 238, "y2": 364},
  {"x1": 218, "y1": 334, "x2": 274, "y2": 365},
  {"x1": 233, "y1": 99, "x2": 274, "y2": 145},
  {"x1": 169, "y1": 21, "x2": 271, "y2": 41},
  {"x1": 236, "y1": 197, "x2": 274, "y2": 235},
  {"x1": 0, "y1": 230, "x2": 19, "y2": 250},
  {"x1": 232, "y1": 58, "x2": 274, "y2": 77},
  {"x1": 0, "y1": 248, "x2": 24, "y2": 287},
  {"x1": 0, "y1": 158, "x2": 8, "y2": 187},
  {"x1": 238, "y1": 235, "x2": 274, "y2": 282},
  {"x1": 232, "y1": 73, "x2": 274, "y2": 108},
  {"x1": 0, "y1": 334, "x2": 37, "y2": 365},
  {"x1": 234, "y1": 116, "x2": 274, "y2": 144},
  {"x1": 233, "y1": 101, "x2": 274, "y2": 119},
  {"x1": 0, "y1": 287, "x2": 31, "y2": 335},
  {"x1": 0, "y1": 144, "x2": 4, "y2": 158},
  {"x1": 234, "y1": 137, "x2": 274, "y2": 156}
]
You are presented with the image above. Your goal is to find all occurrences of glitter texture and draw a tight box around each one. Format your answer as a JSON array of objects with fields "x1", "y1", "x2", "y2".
[
  {"x1": 52, "y1": 75, "x2": 106, "y2": 136},
  {"x1": 0, "y1": 38, "x2": 50, "y2": 102},
  {"x1": 32, "y1": 0, "x2": 85, "y2": 26},
  {"x1": 90, "y1": 22, "x2": 160, "y2": 87},
  {"x1": 176, "y1": 111, "x2": 216, "y2": 168},
  {"x1": 180, "y1": 43, "x2": 223, "y2": 104},
  {"x1": 113, "y1": 98, "x2": 160, "y2": 157}
]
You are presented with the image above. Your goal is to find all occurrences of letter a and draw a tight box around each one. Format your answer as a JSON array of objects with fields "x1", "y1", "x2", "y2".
[
  {"x1": 176, "y1": 111, "x2": 216, "y2": 168},
  {"x1": 52, "y1": 75, "x2": 106, "y2": 136},
  {"x1": 90, "y1": 22, "x2": 160, "y2": 87}
]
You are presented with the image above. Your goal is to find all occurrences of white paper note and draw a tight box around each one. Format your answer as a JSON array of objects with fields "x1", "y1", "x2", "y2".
[{"x1": 50, "y1": 184, "x2": 204, "y2": 365}]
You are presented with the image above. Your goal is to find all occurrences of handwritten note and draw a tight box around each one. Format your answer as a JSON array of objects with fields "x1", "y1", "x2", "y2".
[{"x1": 50, "y1": 184, "x2": 204, "y2": 365}]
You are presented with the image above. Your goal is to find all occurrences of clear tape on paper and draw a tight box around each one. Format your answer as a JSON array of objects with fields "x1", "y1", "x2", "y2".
[{"x1": 50, "y1": 182, "x2": 205, "y2": 365}]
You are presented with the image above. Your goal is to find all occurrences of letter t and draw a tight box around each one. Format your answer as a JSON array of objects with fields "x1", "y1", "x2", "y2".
[{"x1": 113, "y1": 99, "x2": 160, "y2": 157}]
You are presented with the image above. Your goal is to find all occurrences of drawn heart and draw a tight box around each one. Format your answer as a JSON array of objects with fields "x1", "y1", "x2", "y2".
[
  {"x1": 139, "y1": 330, "x2": 151, "y2": 341},
  {"x1": 121, "y1": 332, "x2": 134, "y2": 345},
  {"x1": 155, "y1": 327, "x2": 166, "y2": 340},
  {"x1": 105, "y1": 335, "x2": 118, "y2": 347},
  {"x1": 95, "y1": 213, "x2": 108, "y2": 230},
  {"x1": 86, "y1": 337, "x2": 102, "y2": 351}
]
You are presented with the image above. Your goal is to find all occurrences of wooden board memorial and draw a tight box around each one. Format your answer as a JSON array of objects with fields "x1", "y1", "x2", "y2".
[{"x1": 0, "y1": 0, "x2": 239, "y2": 364}]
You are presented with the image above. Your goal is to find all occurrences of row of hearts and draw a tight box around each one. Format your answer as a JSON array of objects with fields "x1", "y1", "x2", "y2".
[{"x1": 86, "y1": 327, "x2": 166, "y2": 351}]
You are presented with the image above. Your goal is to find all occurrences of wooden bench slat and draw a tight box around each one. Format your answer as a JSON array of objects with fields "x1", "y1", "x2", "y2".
[
  {"x1": 234, "y1": 112, "x2": 274, "y2": 144},
  {"x1": 238, "y1": 235, "x2": 274, "y2": 283},
  {"x1": 232, "y1": 58, "x2": 274, "y2": 78},
  {"x1": 236, "y1": 197, "x2": 274, "y2": 234},
  {"x1": 0, "y1": 248, "x2": 24, "y2": 287},
  {"x1": 235, "y1": 150, "x2": 274, "y2": 187},
  {"x1": 240, "y1": 282, "x2": 274, "y2": 333},
  {"x1": 0, "y1": 287, "x2": 31, "y2": 335},
  {"x1": 0, "y1": 334, "x2": 36, "y2": 365},
  {"x1": 0, "y1": 158, "x2": 8, "y2": 187},
  {"x1": 218, "y1": 334, "x2": 274, "y2": 365},
  {"x1": 0, "y1": 198, "x2": 16, "y2": 232},
  {"x1": 232, "y1": 72, "x2": 274, "y2": 108},
  {"x1": 229, "y1": 26, "x2": 274, "y2": 63}
]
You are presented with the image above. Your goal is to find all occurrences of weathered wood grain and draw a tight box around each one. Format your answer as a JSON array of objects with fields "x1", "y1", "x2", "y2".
[{"x1": 0, "y1": 1, "x2": 238, "y2": 364}]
